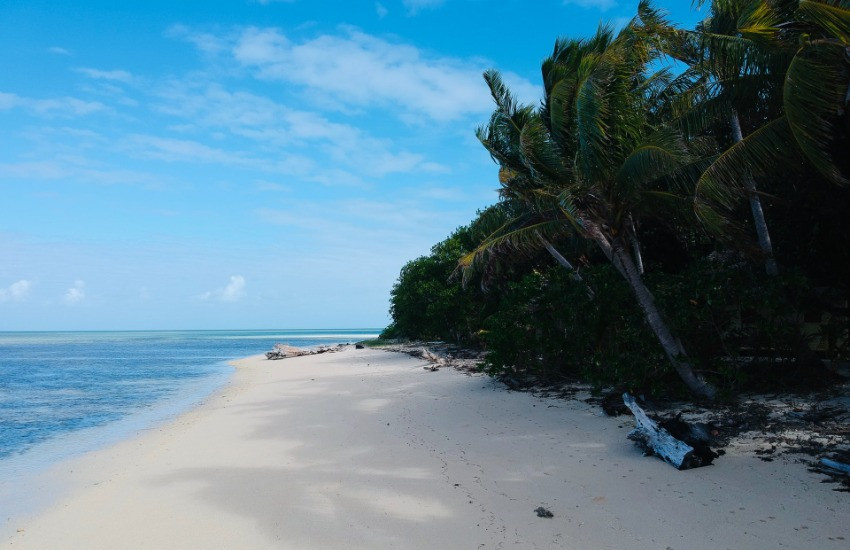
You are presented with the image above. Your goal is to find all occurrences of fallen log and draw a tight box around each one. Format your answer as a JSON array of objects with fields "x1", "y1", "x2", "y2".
[
  {"x1": 266, "y1": 343, "x2": 346, "y2": 360},
  {"x1": 266, "y1": 344, "x2": 308, "y2": 360},
  {"x1": 623, "y1": 393, "x2": 718, "y2": 470}
]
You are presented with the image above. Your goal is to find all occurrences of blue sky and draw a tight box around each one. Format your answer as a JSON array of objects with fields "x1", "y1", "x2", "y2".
[{"x1": 1, "y1": 0, "x2": 704, "y2": 331}]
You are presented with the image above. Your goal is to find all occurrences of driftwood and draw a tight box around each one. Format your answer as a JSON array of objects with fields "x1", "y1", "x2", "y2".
[
  {"x1": 374, "y1": 341, "x2": 485, "y2": 373},
  {"x1": 623, "y1": 393, "x2": 719, "y2": 470},
  {"x1": 266, "y1": 343, "x2": 346, "y2": 360}
]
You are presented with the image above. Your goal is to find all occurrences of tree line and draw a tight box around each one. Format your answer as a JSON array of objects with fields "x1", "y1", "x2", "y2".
[{"x1": 383, "y1": 0, "x2": 850, "y2": 400}]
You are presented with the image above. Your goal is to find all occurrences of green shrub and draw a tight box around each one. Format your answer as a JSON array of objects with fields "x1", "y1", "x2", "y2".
[
  {"x1": 482, "y1": 256, "x2": 830, "y2": 394},
  {"x1": 482, "y1": 265, "x2": 666, "y2": 392}
]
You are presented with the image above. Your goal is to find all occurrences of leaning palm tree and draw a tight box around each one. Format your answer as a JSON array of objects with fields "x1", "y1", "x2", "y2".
[{"x1": 468, "y1": 15, "x2": 718, "y2": 399}]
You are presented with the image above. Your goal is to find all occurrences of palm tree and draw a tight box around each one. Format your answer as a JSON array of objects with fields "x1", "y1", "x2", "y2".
[
  {"x1": 665, "y1": 1, "x2": 849, "y2": 265},
  {"x1": 469, "y1": 14, "x2": 718, "y2": 399},
  {"x1": 652, "y1": 0, "x2": 787, "y2": 274},
  {"x1": 456, "y1": 74, "x2": 590, "y2": 292}
]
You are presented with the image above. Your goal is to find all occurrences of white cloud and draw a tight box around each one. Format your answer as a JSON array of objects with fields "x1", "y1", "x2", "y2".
[
  {"x1": 75, "y1": 67, "x2": 135, "y2": 83},
  {"x1": 0, "y1": 280, "x2": 32, "y2": 302},
  {"x1": 199, "y1": 275, "x2": 246, "y2": 302},
  {"x1": 47, "y1": 46, "x2": 71, "y2": 56},
  {"x1": 168, "y1": 25, "x2": 540, "y2": 122},
  {"x1": 127, "y1": 134, "x2": 256, "y2": 165},
  {"x1": 230, "y1": 27, "x2": 522, "y2": 121},
  {"x1": 403, "y1": 0, "x2": 445, "y2": 15},
  {"x1": 124, "y1": 133, "x2": 326, "y2": 180},
  {"x1": 0, "y1": 91, "x2": 106, "y2": 117},
  {"x1": 150, "y1": 84, "x2": 445, "y2": 178},
  {"x1": 500, "y1": 72, "x2": 543, "y2": 108},
  {"x1": 64, "y1": 280, "x2": 86, "y2": 305},
  {"x1": 563, "y1": 0, "x2": 618, "y2": 10},
  {"x1": 376, "y1": 2, "x2": 388, "y2": 18},
  {"x1": 221, "y1": 275, "x2": 246, "y2": 302}
]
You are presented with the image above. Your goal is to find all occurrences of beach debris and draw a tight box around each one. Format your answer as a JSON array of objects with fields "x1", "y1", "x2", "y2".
[
  {"x1": 534, "y1": 506, "x2": 554, "y2": 518},
  {"x1": 266, "y1": 343, "x2": 346, "y2": 360},
  {"x1": 600, "y1": 389, "x2": 631, "y2": 416},
  {"x1": 374, "y1": 340, "x2": 485, "y2": 373},
  {"x1": 810, "y1": 451, "x2": 850, "y2": 491},
  {"x1": 624, "y1": 393, "x2": 719, "y2": 470},
  {"x1": 820, "y1": 457, "x2": 850, "y2": 475}
]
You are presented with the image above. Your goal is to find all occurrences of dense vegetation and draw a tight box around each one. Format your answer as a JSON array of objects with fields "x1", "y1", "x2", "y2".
[{"x1": 383, "y1": 0, "x2": 850, "y2": 399}]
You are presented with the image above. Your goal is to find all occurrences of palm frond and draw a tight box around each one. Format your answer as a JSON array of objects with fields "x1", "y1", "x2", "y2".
[
  {"x1": 736, "y1": 0, "x2": 785, "y2": 42},
  {"x1": 784, "y1": 40, "x2": 849, "y2": 183},
  {"x1": 483, "y1": 69, "x2": 518, "y2": 117},
  {"x1": 615, "y1": 130, "x2": 689, "y2": 200},
  {"x1": 797, "y1": 0, "x2": 850, "y2": 43},
  {"x1": 694, "y1": 116, "x2": 800, "y2": 228},
  {"x1": 519, "y1": 116, "x2": 569, "y2": 182},
  {"x1": 574, "y1": 66, "x2": 611, "y2": 182},
  {"x1": 458, "y1": 218, "x2": 574, "y2": 287}
]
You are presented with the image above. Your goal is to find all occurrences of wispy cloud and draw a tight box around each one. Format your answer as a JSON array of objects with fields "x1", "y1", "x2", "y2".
[
  {"x1": 47, "y1": 46, "x2": 71, "y2": 56},
  {"x1": 375, "y1": 2, "x2": 388, "y2": 18},
  {"x1": 257, "y1": 194, "x2": 460, "y2": 241},
  {"x1": 150, "y1": 84, "x2": 447, "y2": 177},
  {"x1": 221, "y1": 275, "x2": 246, "y2": 302},
  {"x1": 75, "y1": 67, "x2": 135, "y2": 83},
  {"x1": 64, "y1": 280, "x2": 86, "y2": 305},
  {"x1": 0, "y1": 92, "x2": 106, "y2": 117},
  {"x1": 199, "y1": 275, "x2": 246, "y2": 302},
  {"x1": 229, "y1": 26, "x2": 531, "y2": 121},
  {"x1": 0, "y1": 157, "x2": 168, "y2": 187},
  {"x1": 563, "y1": 0, "x2": 618, "y2": 10},
  {"x1": 165, "y1": 24, "x2": 229, "y2": 55},
  {"x1": 0, "y1": 280, "x2": 32, "y2": 303},
  {"x1": 403, "y1": 0, "x2": 445, "y2": 15}
]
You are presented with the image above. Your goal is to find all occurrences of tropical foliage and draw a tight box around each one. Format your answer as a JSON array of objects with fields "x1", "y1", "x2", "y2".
[{"x1": 385, "y1": 0, "x2": 850, "y2": 400}]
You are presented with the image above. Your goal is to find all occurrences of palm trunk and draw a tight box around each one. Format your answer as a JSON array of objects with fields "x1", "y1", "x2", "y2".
[
  {"x1": 536, "y1": 232, "x2": 579, "y2": 275},
  {"x1": 730, "y1": 111, "x2": 778, "y2": 276},
  {"x1": 628, "y1": 216, "x2": 644, "y2": 275},
  {"x1": 585, "y1": 220, "x2": 716, "y2": 400},
  {"x1": 610, "y1": 242, "x2": 717, "y2": 400},
  {"x1": 536, "y1": 232, "x2": 595, "y2": 298}
]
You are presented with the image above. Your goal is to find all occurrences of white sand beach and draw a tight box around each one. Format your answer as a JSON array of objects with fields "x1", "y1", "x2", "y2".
[{"x1": 4, "y1": 347, "x2": 847, "y2": 549}]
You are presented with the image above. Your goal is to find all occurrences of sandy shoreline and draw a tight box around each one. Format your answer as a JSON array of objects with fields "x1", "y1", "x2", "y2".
[{"x1": 4, "y1": 347, "x2": 847, "y2": 548}]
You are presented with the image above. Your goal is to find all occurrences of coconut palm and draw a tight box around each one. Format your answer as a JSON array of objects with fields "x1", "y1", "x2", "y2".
[
  {"x1": 468, "y1": 14, "x2": 718, "y2": 399},
  {"x1": 664, "y1": 1, "x2": 849, "y2": 268},
  {"x1": 458, "y1": 72, "x2": 588, "y2": 291}
]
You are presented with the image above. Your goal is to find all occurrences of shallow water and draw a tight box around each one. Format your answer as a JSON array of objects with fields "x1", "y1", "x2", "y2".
[{"x1": 0, "y1": 330, "x2": 377, "y2": 466}]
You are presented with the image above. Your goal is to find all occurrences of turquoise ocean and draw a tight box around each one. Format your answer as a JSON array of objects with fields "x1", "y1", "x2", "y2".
[{"x1": 0, "y1": 329, "x2": 378, "y2": 481}]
